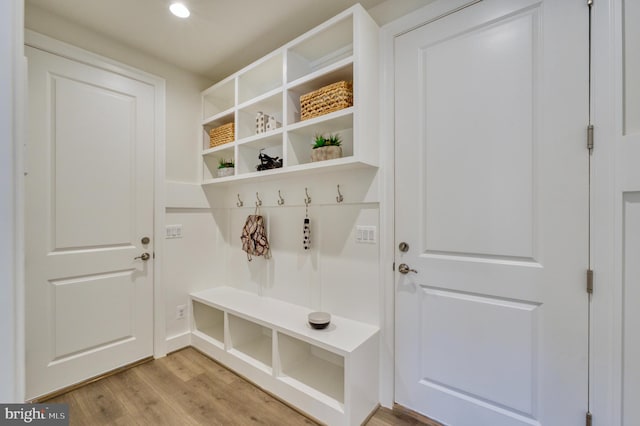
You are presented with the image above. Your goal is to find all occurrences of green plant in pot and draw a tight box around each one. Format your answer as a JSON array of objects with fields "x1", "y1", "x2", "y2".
[
  {"x1": 217, "y1": 158, "x2": 235, "y2": 177},
  {"x1": 311, "y1": 133, "x2": 342, "y2": 162}
]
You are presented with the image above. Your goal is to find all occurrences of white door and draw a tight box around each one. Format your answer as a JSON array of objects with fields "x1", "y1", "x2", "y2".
[
  {"x1": 25, "y1": 46, "x2": 155, "y2": 399},
  {"x1": 394, "y1": 0, "x2": 589, "y2": 425}
]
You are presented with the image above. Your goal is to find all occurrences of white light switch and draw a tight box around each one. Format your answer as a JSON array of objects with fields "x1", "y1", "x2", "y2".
[
  {"x1": 166, "y1": 224, "x2": 183, "y2": 239},
  {"x1": 355, "y1": 226, "x2": 376, "y2": 244}
]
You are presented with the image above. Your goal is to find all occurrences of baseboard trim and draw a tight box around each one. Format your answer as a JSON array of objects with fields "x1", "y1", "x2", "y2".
[
  {"x1": 393, "y1": 403, "x2": 444, "y2": 426},
  {"x1": 32, "y1": 356, "x2": 153, "y2": 403},
  {"x1": 166, "y1": 331, "x2": 191, "y2": 354}
]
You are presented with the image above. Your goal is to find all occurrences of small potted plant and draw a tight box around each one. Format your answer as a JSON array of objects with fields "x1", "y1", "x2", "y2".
[
  {"x1": 217, "y1": 158, "x2": 235, "y2": 177},
  {"x1": 311, "y1": 133, "x2": 342, "y2": 162}
]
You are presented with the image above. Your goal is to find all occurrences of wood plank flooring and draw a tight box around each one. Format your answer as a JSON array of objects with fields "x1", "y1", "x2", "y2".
[{"x1": 45, "y1": 347, "x2": 441, "y2": 426}]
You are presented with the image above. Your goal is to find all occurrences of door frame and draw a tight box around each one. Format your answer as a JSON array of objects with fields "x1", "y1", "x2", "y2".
[
  {"x1": 1, "y1": 0, "x2": 25, "y2": 404},
  {"x1": 378, "y1": 0, "x2": 487, "y2": 408},
  {"x1": 24, "y1": 30, "x2": 168, "y2": 361},
  {"x1": 590, "y1": 0, "x2": 624, "y2": 425}
]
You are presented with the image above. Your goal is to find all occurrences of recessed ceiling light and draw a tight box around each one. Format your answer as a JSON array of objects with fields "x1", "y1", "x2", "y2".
[{"x1": 169, "y1": 2, "x2": 190, "y2": 18}]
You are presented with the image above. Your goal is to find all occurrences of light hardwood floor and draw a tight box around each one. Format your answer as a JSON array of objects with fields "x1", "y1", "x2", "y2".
[{"x1": 45, "y1": 347, "x2": 441, "y2": 426}]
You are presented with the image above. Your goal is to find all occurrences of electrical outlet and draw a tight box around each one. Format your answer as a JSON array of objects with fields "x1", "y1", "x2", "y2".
[{"x1": 176, "y1": 304, "x2": 187, "y2": 320}]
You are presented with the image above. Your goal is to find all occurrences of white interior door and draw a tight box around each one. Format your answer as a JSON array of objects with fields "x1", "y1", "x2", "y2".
[
  {"x1": 25, "y1": 45, "x2": 155, "y2": 399},
  {"x1": 394, "y1": 1, "x2": 589, "y2": 425}
]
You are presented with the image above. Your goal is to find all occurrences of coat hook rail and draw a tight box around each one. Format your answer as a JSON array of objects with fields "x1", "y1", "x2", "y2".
[
  {"x1": 277, "y1": 190, "x2": 285, "y2": 206},
  {"x1": 256, "y1": 192, "x2": 262, "y2": 207},
  {"x1": 304, "y1": 187, "x2": 312, "y2": 206},
  {"x1": 336, "y1": 184, "x2": 344, "y2": 203},
  {"x1": 237, "y1": 194, "x2": 244, "y2": 207}
]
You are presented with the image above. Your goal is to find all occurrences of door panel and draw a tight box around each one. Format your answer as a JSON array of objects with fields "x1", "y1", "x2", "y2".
[
  {"x1": 26, "y1": 46, "x2": 154, "y2": 399},
  {"x1": 53, "y1": 76, "x2": 136, "y2": 249},
  {"x1": 421, "y1": 11, "x2": 535, "y2": 259},
  {"x1": 394, "y1": 1, "x2": 588, "y2": 425}
]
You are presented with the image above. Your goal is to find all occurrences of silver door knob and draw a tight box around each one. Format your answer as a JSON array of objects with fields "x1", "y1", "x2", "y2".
[
  {"x1": 134, "y1": 252, "x2": 151, "y2": 261},
  {"x1": 398, "y1": 263, "x2": 417, "y2": 274}
]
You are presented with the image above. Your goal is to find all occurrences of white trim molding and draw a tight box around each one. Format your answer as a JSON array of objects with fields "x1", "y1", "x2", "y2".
[
  {"x1": 0, "y1": 0, "x2": 25, "y2": 403},
  {"x1": 24, "y1": 30, "x2": 168, "y2": 360}
]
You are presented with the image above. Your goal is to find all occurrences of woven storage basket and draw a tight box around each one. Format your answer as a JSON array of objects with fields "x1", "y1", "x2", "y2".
[
  {"x1": 209, "y1": 122, "x2": 235, "y2": 148},
  {"x1": 300, "y1": 81, "x2": 353, "y2": 121}
]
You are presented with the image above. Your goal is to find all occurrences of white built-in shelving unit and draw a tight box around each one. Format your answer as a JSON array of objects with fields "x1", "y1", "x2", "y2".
[
  {"x1": 200, "y1": 4, "x2": 379, "y2": 185},
  {"x1": 193, "y1": 5, "x2": 381, "y2": 424},
  {"x1": 191, "y1": 287, "x2": 380, "y2": 426}
]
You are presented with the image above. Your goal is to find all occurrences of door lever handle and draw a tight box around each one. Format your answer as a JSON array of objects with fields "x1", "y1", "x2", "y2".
[
  {"x1": 134, "y1": 252, "x2": 151, "y2": 261},
  {"x1": 398, "y1": 263, "x2": 417, "y2": 274}
]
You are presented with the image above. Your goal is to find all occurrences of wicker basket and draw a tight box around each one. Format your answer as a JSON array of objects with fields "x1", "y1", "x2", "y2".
[
  {"x1": 209, "y1": 122, "x2": 235, "y2": 148},
  {"x1": 300, "y1": 81, "x2": 353, "y2": 121}
]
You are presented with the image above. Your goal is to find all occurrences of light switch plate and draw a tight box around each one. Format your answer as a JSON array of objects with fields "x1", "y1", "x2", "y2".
[
  {"x1": 166, "y1": 224, "x2": 183, "y2": 239},
  {"x1": 355, "y1": 226, "x2": 376, "y2": 244}
]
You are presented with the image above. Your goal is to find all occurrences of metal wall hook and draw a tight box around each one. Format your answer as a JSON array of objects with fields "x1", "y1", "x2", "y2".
[
  {"x1": 336, "y1": 184, "x2": 344, "y2": 203},
  {"x1": 304, "y1": 187, "x2": 311, "y2": 206},
  {"x1": 255, "y1": 192, "x2": 262, "y2": 207},
  {"x1": 277, "y1": 190, "x2": 285, "y2": 206},
  {"x1": 236, "y1": 194, "x2": 244, "y2": 207}
]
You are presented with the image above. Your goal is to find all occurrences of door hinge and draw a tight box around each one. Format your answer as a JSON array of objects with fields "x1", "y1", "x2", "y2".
[
  {"x1": 392, "y1": 262, "x2": 396, "y2": 271},
  {"x1": 587, "y1": 124, "x2": 594, "y2": 152},
  {"x1": 587, "y1": 269, "x2": 594, "y2": 294},
  {"x1": 586, "y1": 411, "x2": 593, "y2": 426}
]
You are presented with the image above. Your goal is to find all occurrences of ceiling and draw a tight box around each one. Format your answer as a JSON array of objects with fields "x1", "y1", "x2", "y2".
[{"x1": 25, "y1": 0, "x2": 389, "y2": 81}]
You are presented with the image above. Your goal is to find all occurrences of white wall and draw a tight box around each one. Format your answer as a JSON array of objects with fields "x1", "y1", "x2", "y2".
[
  {"x1": 204, "y1": 169, "x2": 381, "y2": 326},
  {"x1": 1, "y1": 0, "x2": 24, "y2": 403},
  {"x1": 24, "y1": 3, "x2": 211, "y2": 183}
]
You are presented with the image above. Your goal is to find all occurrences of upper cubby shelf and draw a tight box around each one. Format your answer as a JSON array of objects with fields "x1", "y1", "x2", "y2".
[
  {"x1": 202, "y1": 77, "x2": 235, "y2": 119},
  {"x1": 286, "y1": 15, "x2": 353, "y2": 84},
  {"x1": 199, "y1": 4, "x2": 379, "y2": 186},
  {"x1": 238, "y1": 52, "x2": 283, "y2": 104}
]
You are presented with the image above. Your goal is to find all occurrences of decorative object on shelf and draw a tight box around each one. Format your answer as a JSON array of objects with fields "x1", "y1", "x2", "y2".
[
  {"x1": 336, "y1": 184, "x2": 344, "y2": 203},
  {"x1": 311, "y1": 133, "x2": 343, "y2": 162},
  {"x1": 209, "y1": 122, "x2": 235, "y2": 148},
  {"x1": 236, "y1": 193, "x2": 244, "y2": 207},
  {"x1": 255, "y1": 112, "x2": 281, "y2": 134},
  {"x1": 241, "y1": 203, "x2": 271, "y2": 261},
  {"x1": 307, "y1": 311, "x2": 331, "y2": 329},
  {"x1": 300, "y1": 80, "x2": 353, "y2": 121},
  {"x1": 256, "y1": 148, "x2": 283, "y2": 171},
  {"x1": 277, "y1": 190, "x2": 285, "y2": 206},
  {"x1": 266, "y1": 115, "x2": 279, "y2": 132},
  {"x1": 217, "y1": 158, "x2": 235, "y2": 178}
]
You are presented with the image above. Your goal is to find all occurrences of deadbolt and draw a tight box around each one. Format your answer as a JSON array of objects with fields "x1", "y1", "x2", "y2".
[
  {"x1": 141, "y1": 237, "x2": 150, "y2": 245},
  {"x1": 134, "y1": 252, "x2": 151, "y2": 261},
  {"x1": 398, "y1": 263, "x2": 417, "y2": 274},
  {"x1": 399, "y1": 242, "x2": 410, "y2": 252}
]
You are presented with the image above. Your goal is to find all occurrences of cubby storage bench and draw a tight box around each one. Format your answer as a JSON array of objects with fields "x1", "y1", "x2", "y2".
[
  {"x1": 190, "y1": 287, "x2": 380, "y2": 425},
  {"x1": 200, "y1": 4, "x2": 379, "y2": 185}
]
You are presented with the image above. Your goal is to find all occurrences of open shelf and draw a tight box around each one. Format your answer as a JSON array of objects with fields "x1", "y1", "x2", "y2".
[
  {"x1": 192, "y1": 301, "x2": 224, "y2": 348},
  {"x1": 237, "y1": 89, "x2": 283, "y2": 139},
  {"x1": 278, "y1": 333, "x2": 345, "y2": 409},
  {"x1": 238, "y1": 52, "x2": 283, "y2": 104},
  {"x1": 228, "y1": 314, "x2": 272, "y2": 373},
  {"x1": 287, "y1": 15, "x2": 353, "y2": 83},
  {"x1": 202, "y1": 77, "x2": 235, "y2": 119}
]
